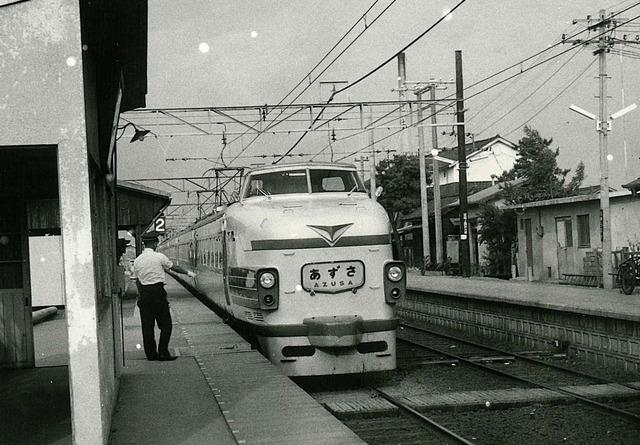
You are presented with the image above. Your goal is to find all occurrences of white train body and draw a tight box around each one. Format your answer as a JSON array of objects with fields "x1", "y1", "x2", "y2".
[{"x1": 160, "y1": 162, "x2": 406, "y2": 376}]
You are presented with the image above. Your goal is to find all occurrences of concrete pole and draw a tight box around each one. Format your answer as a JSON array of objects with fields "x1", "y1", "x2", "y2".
[
  {"x1": 369, "y1": 106, "x2": 377, "y2": 201},
  {"x1": 415, "y1": 90, "x2": 431, "y2": 268},
  {"x1": 455, "y1": 50, "x2": 470, "y2": 277},
  {"x1": 429, "y1": 87, "x2": 444, "y2": 265},
  {"x1": 597, "y1": 9, "x2": 613, "y2": 289},
  {"x1": 355, "y1": 157, "x2": 366, "y2": 182},
  {"x1": 397, "y1": 53, "x2": 408, "y2": 152}
]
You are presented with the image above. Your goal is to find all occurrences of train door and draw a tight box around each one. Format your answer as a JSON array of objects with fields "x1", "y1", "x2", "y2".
[{"x1": 221, "y1": 228, "x2": 231, "y2": 306}]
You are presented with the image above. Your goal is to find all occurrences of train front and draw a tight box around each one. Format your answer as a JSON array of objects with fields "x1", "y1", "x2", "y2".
[{"x1": 226, "y1": 163, "x2": 406, "y2": 376}]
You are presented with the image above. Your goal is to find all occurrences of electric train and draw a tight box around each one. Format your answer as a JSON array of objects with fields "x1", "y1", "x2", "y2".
[{"x1": 159, "y1": 162, "x2": 406, "y2": 376}]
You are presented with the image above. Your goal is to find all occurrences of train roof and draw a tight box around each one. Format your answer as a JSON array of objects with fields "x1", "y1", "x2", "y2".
[{"x1": 245, "y1": 162, "x2": 356, "y2": 174}]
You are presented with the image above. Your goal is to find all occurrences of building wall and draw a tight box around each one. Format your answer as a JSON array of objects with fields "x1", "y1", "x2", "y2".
[
  {"x1": 611, "y1": 195, "x2": 640, "y2": 252},
  {"x1": 516, "y1": 195, "x2": 640, "y2": 282},
  {"x1": 439, "y1": 141, "x2": 517, "y2": 185},
  {"x1": 1, "y1": 1, "x2": 118, "y2": 443},
  {"x1": 0, "y1": 0, "x2": 85, "y2": 146}
]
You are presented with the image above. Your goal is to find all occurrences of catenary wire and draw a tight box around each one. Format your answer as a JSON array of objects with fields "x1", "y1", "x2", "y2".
[
  {"x1": 334, "y1": 12, "x2": 640, "y2": 162},
  {"x1": 504, "y1": 58, "x2": 597, "y2": 137},
  {"x1": 477, "y1": 48, "x2": 583, "y2": 135},
  {"x1": 228, "y1": 0, "x2": 399, "y2": 165}
]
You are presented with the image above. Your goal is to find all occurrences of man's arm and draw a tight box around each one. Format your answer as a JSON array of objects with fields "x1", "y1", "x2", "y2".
[
  {"x1": 170, "y1": 264, "x2": 195, "y2": 277},
  {"x1": 159, "y1": 253, "x2": 196, "y2": 277}
]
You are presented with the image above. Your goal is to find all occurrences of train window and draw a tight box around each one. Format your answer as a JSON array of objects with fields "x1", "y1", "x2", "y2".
[
  {"x1": 245, "y1": 170, "x2": 308, "y2": 197},
  {"x1": 309, "y1": 169, "x2": 364, "y2": 193}
]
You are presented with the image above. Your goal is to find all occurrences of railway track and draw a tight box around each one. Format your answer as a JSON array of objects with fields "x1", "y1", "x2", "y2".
[
  {"x1": 300, "y1": 322, "x2": 640, "y2": 444},
  {"x1": 398, "y1": 323, "x2": 640, "y2": 423}
]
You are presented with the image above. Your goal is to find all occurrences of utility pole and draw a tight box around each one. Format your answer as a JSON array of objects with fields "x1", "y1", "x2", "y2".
[
  {"x1": 415, "y1": 88, "x2": 431, "y2": 269},
  {"x1": 397, "y1": 53, "x2": 409, "y2": 153},
  {"x1": 401, "y1": 79, "x2": 454, "y2": 268},
  {"x1": 355, "y1": 156, "x2": 368, "y2": 182},
  {"x1": 455, "y1": 50, "x2": 470, "y2": 277},
  {"x1": 565, "y1": 9, "x2": 637, "y2": 289},
  {"x1": 369, "y1": 106, "x2": 377, "y2": 201},
  {"x1": 428, "y1": 81, "x2": 453, "y2": 266}
]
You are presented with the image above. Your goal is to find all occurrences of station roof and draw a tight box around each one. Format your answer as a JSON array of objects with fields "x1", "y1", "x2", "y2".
[
  {"x1": 622, "y1": 177, "x2": 640, "y2": 196},
  {"x1": 117, "y1": 180, "x2": 170, "y2": 231},
  {"x1": 81, "y1": 0, "x2": 148, "y2": 112}
]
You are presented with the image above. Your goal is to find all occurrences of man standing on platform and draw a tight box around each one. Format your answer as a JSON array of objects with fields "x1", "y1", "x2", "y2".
[{"x1": 133, "y1": 233, "x2": 195, "y2": 361}]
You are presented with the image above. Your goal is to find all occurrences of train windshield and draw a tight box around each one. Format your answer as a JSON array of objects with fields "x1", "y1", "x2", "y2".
[
  {"x1": 244, "y1": 168, "x2": 365, "y2": 197},
  {"x1": 309, "y1": 169, "x2": 365, "y2": 193}
]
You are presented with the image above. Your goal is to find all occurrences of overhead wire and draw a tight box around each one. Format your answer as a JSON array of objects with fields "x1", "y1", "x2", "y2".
[
  {"x1": 275, "y1": 0, "x2": 470, "y2": 163},
  {"x1": 465, "y1": 17, "x2": 581, "y2": 126},
  {"x1": 333, "y1": 10, "x2": 640, "y2": 162},
  {"x1": 329, "y1": 0, "x2": 469, "y2": 101},
  {"x1": 333, "y1": 4, "x2": 640, "y2": 160},
  {"x1": 229, "y1": 0, "x2": 399, "y2": 165},
  {"x1": 476, "y1": 48, "x2": 583, "y2": 135},
  {"x1": 504, "y1": 58, "x2": 596, "y2": 137}
]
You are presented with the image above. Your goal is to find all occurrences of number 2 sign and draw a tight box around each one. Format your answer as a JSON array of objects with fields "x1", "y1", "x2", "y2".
[{"x1": 154, "y1": 215, "x2": 166, "y2": 233}]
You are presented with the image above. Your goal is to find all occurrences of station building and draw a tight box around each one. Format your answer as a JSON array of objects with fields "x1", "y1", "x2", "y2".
[
  {"x1": 0, "y1": 1, "x2": 163, "y2": 443},
  {"x1": 507, "y1": 189, "x2": 640, "y2": 284}
]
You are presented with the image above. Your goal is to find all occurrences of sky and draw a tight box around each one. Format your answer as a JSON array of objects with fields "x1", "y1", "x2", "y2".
[{"x1": 118, "y1": 0, "x2": 640, "y2": 218}]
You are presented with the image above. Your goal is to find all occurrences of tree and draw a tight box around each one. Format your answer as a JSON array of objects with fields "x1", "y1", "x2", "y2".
[
  {"x1": 497, "y1": 126, "x2": 585, "y2": 205},
  {"x1": 375, "y1": 154, "x2": 425, "y2": 260},
  {"x1": 477, "y1": 204, "x2": 517, "y2": 277},
  {"x1": 376, "y1": 154, "x2": 423, "y2": 216}
]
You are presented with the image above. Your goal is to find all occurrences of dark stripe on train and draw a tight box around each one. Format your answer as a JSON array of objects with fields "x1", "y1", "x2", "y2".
[
  {"x1": 251, "y1": 318, "x2": 398, "y2": 337},
  {"x1": 251, "y1": 234, "x2": 391, "y2": 251}
]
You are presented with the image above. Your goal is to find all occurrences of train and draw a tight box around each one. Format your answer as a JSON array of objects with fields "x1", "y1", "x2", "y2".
[{"x1": 158, "y1": 162, "x2": 406, "y2": 376}]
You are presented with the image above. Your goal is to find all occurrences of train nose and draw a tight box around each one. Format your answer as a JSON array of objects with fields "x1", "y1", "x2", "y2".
[{"x1": 303, "y1": 315, "x2": 363, "y2": 347}]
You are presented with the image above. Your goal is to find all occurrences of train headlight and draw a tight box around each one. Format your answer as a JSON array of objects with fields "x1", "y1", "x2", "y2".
[
  {"x1": 257, "y1": 268, "x2": 279, "y2": 310},
  {"x1": 263, "y1": 294, "x2": 275, "y2": 306},
  {"x1": 384, "y1": 262, "x2": 406, "y2": 304},
  {"x1": 387, "y1": 266, "x2": 403, "y2": 282},
  {"x1": 259, "y1": 272, "x2": 276, "y2": 289}
]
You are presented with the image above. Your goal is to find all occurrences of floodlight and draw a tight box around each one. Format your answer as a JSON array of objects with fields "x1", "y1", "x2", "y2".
[
  {"x1": 569, "y1": 104, "x2": 597, "y2": 121},
  {"x1": 610, "y1": 103, "x2": 637, "y2": 120}
]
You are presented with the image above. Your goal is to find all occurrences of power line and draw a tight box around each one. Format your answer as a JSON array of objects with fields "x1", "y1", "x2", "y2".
[
  {"x1": 230, "y1": 0, "x2": 399, "y2": 165},
  {"x1": 333, "y1": 11, "x2": 640, "y2": 162},
  {"x1": 476, "y1": 48, "x2": 583, "y2": 135},
  {"x1": 330, "y1": 0, "x2": 469, "y2": 100},
  {"x1": 504, "y1": 58, "x2": 597, "y2": 136}
]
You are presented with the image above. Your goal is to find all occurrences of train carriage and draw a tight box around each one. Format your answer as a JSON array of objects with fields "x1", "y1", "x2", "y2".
[{"x1": 159, "y1": 162, "x2": 406, "y2": 376}]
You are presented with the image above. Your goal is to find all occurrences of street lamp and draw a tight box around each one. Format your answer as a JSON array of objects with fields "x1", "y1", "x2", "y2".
[
  {"x1": 569, "y1": 101, "x2": 636, "y2": 288},
  {"x1": 117, "y1": 122, "x2": 151, "y2": 143}
]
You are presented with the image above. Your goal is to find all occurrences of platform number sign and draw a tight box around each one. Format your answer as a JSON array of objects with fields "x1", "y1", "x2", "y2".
[{"x1": 154, "y1": 215, "x2": 166, "y2": 233}]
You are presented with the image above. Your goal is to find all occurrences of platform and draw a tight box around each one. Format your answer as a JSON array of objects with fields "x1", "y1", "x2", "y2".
[
  {"x1": 408, "y1": 272, "x2": 640, "y2": 322},
  {"x1": 403, "y1": 271, "x2": 640, "y2": 373},
  {"x1": 113, "y1": 275, "x2": 364, "y2": 444},
  {"x1": 1, "y1": 276, "x2": 364, "y2": 445}
]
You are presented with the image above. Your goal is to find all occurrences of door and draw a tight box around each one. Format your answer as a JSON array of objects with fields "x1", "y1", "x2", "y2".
[
  {"x1": 0, "y1": 200, "x2": 34, "y2": 368},
  {"x1": 29, "y1": 235, "x2": 64, "y2": 307},
  {"x1": 523, "y1": 218, "x2": 533, "y2": 279},
  {"x1": 556, "y1": 216, "x2": 574, "y2": 278}
]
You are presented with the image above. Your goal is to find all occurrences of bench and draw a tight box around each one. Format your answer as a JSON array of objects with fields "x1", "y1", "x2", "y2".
[{"x1": 560, "y1": 274, "x2": 600, "y2": 287}]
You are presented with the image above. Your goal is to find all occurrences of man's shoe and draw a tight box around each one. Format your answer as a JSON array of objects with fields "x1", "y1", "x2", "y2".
[
  {"x1": 158, "y1": 355, "x2": 178, "y2": 361},
  {"x1": 147, "y1": 356, "x2": 159, "y2": 361}
]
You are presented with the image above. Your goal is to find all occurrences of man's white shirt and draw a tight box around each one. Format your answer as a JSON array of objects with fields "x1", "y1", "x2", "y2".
[{"x1": 133, "y1": 248, "x2": 173, "y2": 285}]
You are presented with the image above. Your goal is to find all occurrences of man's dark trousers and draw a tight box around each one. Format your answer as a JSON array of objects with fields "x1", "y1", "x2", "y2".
[{"x1": 136, "y1": 281, "x2": 173, "y2": 359}]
